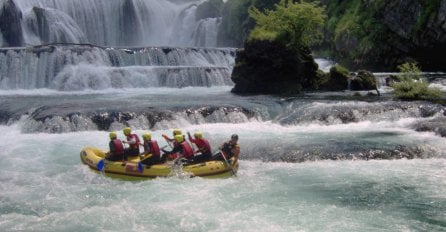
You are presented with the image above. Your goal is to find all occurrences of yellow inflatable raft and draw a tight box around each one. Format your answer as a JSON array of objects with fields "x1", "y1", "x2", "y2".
[{"x1": 80, "y1": 147, "x2": 238, "y2": 180}]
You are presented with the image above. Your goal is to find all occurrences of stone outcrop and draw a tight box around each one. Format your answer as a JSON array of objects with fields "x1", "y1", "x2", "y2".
[
  {"x1": 231, "y1": 39, "x2": 318, "y2": 95},
  {"x1": 350, "y1": 70, "x2": 377, "y2": 91},
  {"x1": 317, "y1": 64, "x2": 350, "y2": 91}
]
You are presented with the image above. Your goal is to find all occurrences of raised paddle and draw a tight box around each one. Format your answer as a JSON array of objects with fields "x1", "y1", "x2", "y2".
[{"x1": 162, "y1": 134, "x2": 174, "y2": 149}]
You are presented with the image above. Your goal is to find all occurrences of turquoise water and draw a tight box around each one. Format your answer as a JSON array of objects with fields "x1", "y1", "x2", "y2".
[
  {"x1": 1, "y1": 0, "x2": 445, "y2": 230},
  {"x1": 0, "y1": 123, "x2": 445, "y2": 231}
]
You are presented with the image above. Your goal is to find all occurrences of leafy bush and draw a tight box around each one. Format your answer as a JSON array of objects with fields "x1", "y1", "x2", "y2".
[{"x1": 392, "y1": 62, "x2": 443, "y2": 100}]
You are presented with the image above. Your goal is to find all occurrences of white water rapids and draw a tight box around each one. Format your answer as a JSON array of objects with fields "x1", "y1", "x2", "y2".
[
  {"x1": 0, "y1": 120, "x2": 445, "y2": 231},
  {"x1": 0, "y1": 0, "x2": 446, "y2": 231}
]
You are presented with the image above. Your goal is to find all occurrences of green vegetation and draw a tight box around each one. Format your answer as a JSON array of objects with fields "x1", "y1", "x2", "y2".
[
  {"x1": 323, "y1": 0, "x2": 389, "y2": 66},
  {"x1": 218, "y1": 0, "x2": 445, "y2": 70},
  {"x1": 392, "y1": 62, "x2": 443, "y2": 100},
  {"x1": 320, "y1": 0, "x2": 444, "y2": 69},
  {"x1": 414, "y1": 0, "x2": 442, "y2": 33},
  {"x1": 248, "y1": 0, "x2": 326, "y2": 49}
]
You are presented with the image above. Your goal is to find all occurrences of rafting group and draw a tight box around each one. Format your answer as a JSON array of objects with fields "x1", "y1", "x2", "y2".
[{"x1": 106, "y1": 127, "x2": 240, "y2": 168}]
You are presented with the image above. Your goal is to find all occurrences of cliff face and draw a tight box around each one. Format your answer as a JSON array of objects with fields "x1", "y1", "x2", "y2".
[
  {"x1": 379, "y1": 0, "x2": 446, "y2": 70},
  {"x1": 327, "y1": 0, "x2": 446, "y2": 71},
  {"x1": 376, "y1": 0, "x2": 446, "y2": 45},
  {"x1": 219, "y1": 0, "x2": 446, "y2": 71}
]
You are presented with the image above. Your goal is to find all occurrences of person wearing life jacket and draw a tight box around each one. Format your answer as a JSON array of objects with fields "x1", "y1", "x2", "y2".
[
  {"x1": 122, "y1": 127, "x2": 141, "y2": 159},
  {"x1": 105, "y1": 131, "x2": 125, "y2": 161},
  {"x1": 139, "y1": 132, "x2": 163, "y2": 166},
  {"x1": 215, "y1": 134, "x2": 240, "y2": 163},
  {"x1": 161, "y1": 134, "x2": 194, "y2": 162},
  {"x1": 187, "y1": 131, "x2": 212, "y2": 163},
  {"x1": 162, "y1": 128, "x2": 184, "y2": 146}
]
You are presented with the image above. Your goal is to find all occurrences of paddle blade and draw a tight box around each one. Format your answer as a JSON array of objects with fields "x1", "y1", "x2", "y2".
[
  {"x1": 96, "y1": 159, "x2": 105, "y2": 171},
  {"x1": 138, "y1": 162, "x2": 144, "y2": 173}
]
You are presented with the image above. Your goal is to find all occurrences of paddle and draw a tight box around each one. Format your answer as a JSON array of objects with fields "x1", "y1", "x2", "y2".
[
  {"x1": 219, "y1": 150, "x2": 237, "y2": 177},
  {"x1": 162, "y1": 134, "x2": 174, "y2": 149},
  {"x1": 161, "y1": 135, "x2": 176, "y2": 161}
]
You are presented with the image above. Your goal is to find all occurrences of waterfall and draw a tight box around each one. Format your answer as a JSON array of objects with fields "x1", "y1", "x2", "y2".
[
  {"x1": 1, "y1": 0, "x2": 221, "y2": 47},
  {"x1": 315, "y1": 58, "x2": 335, "y2": 72},
  {"x1": 192, "y1": 18, "x2": 221, "y2": 47},
  {"x1": 0, "y1": 44, "x2": 235, "y2": 90}
]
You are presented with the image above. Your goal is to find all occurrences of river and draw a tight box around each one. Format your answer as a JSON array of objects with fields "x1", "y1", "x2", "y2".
[{"x1": 1, "y1": 0, "x2": 446, "y2": 231}]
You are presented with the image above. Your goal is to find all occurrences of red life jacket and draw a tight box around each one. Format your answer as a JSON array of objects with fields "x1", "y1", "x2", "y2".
[
  {"x1": 195, "y1": 138, "x2": 211, "y2": 154},
  {"x1": 180, "y1": 141, "x2": 194, "y2": 159},
  {"x1": 149, "y1": 140, "x2": 160, "y2": 157},
  {"x1": 127, "y1": 134, "x2": 140, "y2": 149},
  {"x1": 112, "y1": 139, "x2": 124, "y2": 154}
]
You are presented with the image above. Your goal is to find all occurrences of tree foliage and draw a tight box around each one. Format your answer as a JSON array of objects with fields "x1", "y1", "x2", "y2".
[{"x1": 248, "y1": 0, "x2": 326, "y2": 48}]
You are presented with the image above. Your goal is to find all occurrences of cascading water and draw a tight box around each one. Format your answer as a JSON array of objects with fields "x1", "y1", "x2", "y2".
[
  {"x1": 0, "y1": 45, "x2": 235, "y2": 90},
  {"x1": 1, "y1": 0, "x2": 220, "y2": 47},
  {"x1": 0, "y1": 0, "x2": 446, "y2": 231}
]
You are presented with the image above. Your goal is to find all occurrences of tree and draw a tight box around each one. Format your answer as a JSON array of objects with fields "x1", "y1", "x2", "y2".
[{"x1": 248, "y1": 0, "x2": 326, "y2": 49}]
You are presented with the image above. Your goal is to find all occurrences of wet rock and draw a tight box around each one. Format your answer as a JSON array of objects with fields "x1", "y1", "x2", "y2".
[
  {"x1": 231, "y1": 39, "x2": 318, "y2": 95},
  {"x1": 419, "y1": 105, "x2": 444, "y2": 118},
  {"x1": 0, "y1": 0, "x2": 24, "y2": 46},
  {"x1": 412, "y1": 116, "x2": 446, "y2": 137},
  {"x1": 350, "y1": 70, "x2": 377, "y2": 91}
]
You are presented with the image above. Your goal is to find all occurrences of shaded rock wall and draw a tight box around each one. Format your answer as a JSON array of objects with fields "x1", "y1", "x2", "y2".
[{"x1": 231, "y1": 39, "x2": 318, "y2": 95}]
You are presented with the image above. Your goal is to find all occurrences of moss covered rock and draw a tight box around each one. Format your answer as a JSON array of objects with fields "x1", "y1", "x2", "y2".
[
  {"x1": 317, "y1": 64, "x2": 350, "y2": 91},
  {"x1": 350, "y1": 70, "x2": 377, "y2": 90},
  {"x1": 231, "y1": 39, "x2": 318, "y2": 95}
]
